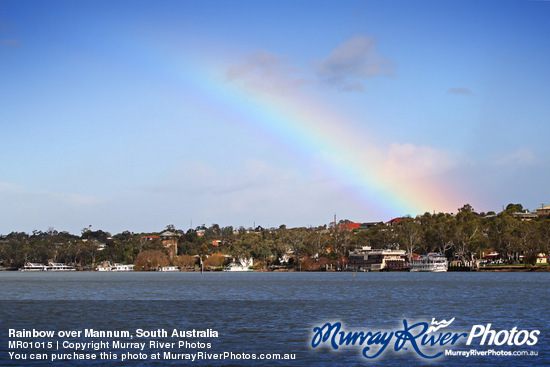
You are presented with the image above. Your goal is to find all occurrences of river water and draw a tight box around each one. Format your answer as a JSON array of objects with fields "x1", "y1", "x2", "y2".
[{"x1": 0, "y1": 271, "x2": 547, "y2": 366}]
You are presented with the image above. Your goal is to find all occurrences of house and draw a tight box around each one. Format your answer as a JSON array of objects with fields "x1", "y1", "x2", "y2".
[
  {"x1": 536, "y1": 254, "x2": 548, "y2": 264},
  {"x1": 512, "y1": 211, "x2": 538, "y2": 220},
  {"x1": 386, "y1": 217, "x2": 405, "y2": 226},
  {"x1": 338, "y1": 222, "x2": 381, "y2": 231},
  {"x1": 340, "y1": 222, "x2": 361, "y2": 230},
  {"x1": 159, "y1": 231, "x2": 179, "y2": 257},
  {"x1": 360, "y1": 222, "x2": 381, "y2": 230},
  {"x1": 141, "y1": 235, "x2": 160, "y2": 240},
  {"x1": 536, "y1": 205, "x2": 550, "y2": 217}
]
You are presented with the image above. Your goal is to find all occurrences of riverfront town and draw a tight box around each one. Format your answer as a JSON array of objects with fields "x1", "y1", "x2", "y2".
[{"x1": 1, "y1": 204, "x2": 549, "y2": 273}]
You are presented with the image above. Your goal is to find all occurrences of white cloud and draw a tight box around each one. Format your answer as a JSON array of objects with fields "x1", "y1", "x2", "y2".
[
  {"x1": 0, "y1": 182, "x2": 22, "y2": 191},
  {"x1": 380, "y1": 143, "x2": 457, "y2": 180},
  {"x1": 315, "y1": 35, "x2": 394, "y2": 91},
  {"x1": 494, "y1": 148, "x2": 536, "y2": 166},
  {"x1": 0, "y1": 183, "x2": 98, "y2": 206},
  {"x1": 225, "y1": 50, "x2": 306, "y2": 93},
  {"x1": 121, "y1": 158, "x2": 358, "y2": 229},
  {"x1": 46, "y1": 192, "x2": 98, "y2": 206},
  {"x1": 225, "y1": 36, "x2": 394, "y2": 94},
  {"x1": 150, "y1": 158, "x2": 299, "y2": 202},
  {"x1": 0, "y1": 182, "x2": 98, "y2": 205},
  {"x1": 0, "y1": 182, "x2": 99, "y2": 233}
]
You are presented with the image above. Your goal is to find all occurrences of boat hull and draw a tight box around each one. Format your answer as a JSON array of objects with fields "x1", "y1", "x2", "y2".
[
  {"x1": 410, "y1": 268, "x2": 447, "y2": 272},
  {"x1": 223, "y1": 268, "x2": 253, "y2": 272}
]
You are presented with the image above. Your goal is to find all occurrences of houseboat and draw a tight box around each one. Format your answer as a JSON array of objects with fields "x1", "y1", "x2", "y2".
[
  {"x1": 410, "y1": 253, "x2": 448, "y2": 272},
  {"x1": 46, "y1": 262, "x2": 76, "y2": 271},
  {"x1": 19, "y1": 263, "x2": 48, "y2": 271},
  {"x1": 111, "y1": 264, "x2": 134, "y2": 271},
  {"x1": 223, "y1": 257, "x2": 254, "y2": 272},
  {"x1": 96, "y1": 261, "x2": 112, "y2": 271},
  {"x1": 223, "y1": 262, "x2": 253, "y2": 272},
  {"x1": 159, "y1": 266, "x2": 180, "y2": 272}
]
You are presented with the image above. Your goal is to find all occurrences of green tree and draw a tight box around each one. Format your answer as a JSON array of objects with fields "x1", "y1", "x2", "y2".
[
  {"x1": 277, "y1": 227, "x2": 309, "y2": 269},
  {"x1": 423, "y1": 213, "x2": 455, "y2": 255},
  {"x1": 505, "y1": 203, "x2": 524, "y2": 214},
  {"x1": 134, "y1": 250, "x2": 169, "y2": 271},
  {"x1": 396, "y1": 217, "x2": 422, "y2": 260},
  {"x1": 363, "y1": 223, "x2": 396, "y2": 250},
  {"x1": 452, "y1": 209, "x2": 486, "y2": 262},
  {"x1": 487, "y1": 213, "x2": 518, "y2": 262},
  {"x1": 512, "y1": 220, "x2": 539, "y2": 265},
  {"x1": 173, "y1": 254, "x2": 197, "y2": 269},
  {"x1": 204, "y1": 254, "x2": 226, "y2": 268},
  {"x1": 537, "y1": 218, "x2": 550, "y2": 263},
  {"x1": 330, "y1": 224, "x2": 353, "y2": 258}
]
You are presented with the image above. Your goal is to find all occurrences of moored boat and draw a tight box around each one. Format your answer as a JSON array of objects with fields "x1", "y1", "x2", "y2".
[
  {"x1": 410, "y1": 253, "x2": 448, "y2": 272},
  {"x1": 46, "y1": 262, "x2": 76, "y2": 271},
  {"x1": 223, "y1": 262, "x2": 253, "y2": 272},
  {"x1": 96, "y1": 261, "x2": 112, "y2": 271},
  {"x1": 19, "y1": 263, "x2": 48, "y2": 271},
  {"x1": 111, "y1": 264, "x2": 134, "y2": 271},
  {"x1": 159, "y1": 266, "x2": 180, "y2": 272}
]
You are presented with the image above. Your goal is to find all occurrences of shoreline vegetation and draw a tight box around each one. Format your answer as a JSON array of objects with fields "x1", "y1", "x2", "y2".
[
  {"x1": 1, "y1": 204, "x2": 549, "y2": 272},
  {"x1": 2, "y1": 265, "x2": 549, "y2": 272}
]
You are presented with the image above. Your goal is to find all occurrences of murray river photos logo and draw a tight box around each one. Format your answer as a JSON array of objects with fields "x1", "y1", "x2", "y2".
[{"x1": 310, "y1": 318, "x2": 540, "y2": 360}]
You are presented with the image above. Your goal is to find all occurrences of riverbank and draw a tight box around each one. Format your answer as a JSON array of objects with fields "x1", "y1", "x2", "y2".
[
  {"x1": 5, "y1": 266, "x2": 550, "y2": 272},
  {"x1": 478, "y1": 265, "x2": 549, "y2": 272}
]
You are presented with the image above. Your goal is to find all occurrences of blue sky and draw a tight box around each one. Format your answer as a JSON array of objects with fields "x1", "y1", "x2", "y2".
[{"x1": 1, "y1": 0, "x2": 549, "y2": 235}]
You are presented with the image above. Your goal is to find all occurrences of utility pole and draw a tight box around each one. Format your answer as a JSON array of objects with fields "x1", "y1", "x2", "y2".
[{"x1": 333, "y1": 213, "x2": 338, "y2": 260}]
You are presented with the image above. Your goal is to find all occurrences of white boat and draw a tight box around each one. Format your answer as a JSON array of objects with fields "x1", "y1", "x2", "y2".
[
  {"x1": 46, "y1": 262, "x2": 76, "y2": 271},
  {"x1": 223, "y1": 262, "x2": 253, "y2": 272},
  {"x1": 410, "y1": 253, "x2": 448, "y2": 272},
  {"x1": 159, "y1": 266, "x2": 180, "y2": 272},
  {"x1": 111, "y1": 264, "x2": 134, "y2": 271},
  {"x1": 19, "y1": 263, "x2": 48, "y2": 271},
  {"x1": 96, "y1": 261, "x2": 112, "y2": 271}
]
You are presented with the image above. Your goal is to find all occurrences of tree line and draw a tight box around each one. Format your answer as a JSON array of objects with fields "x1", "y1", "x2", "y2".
[{"x1": 1, "y1": 204, "x2": 549, "y2": 270}]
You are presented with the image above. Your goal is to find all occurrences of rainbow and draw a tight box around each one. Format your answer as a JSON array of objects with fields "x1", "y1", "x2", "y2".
[{"x1": 133, "y1": 38, "x2": 459, "y2": 219}]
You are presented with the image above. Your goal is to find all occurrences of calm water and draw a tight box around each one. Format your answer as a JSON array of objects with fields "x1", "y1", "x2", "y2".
[{"x1": 0, "y1": 272, "x2": 547, "y2": 366}]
